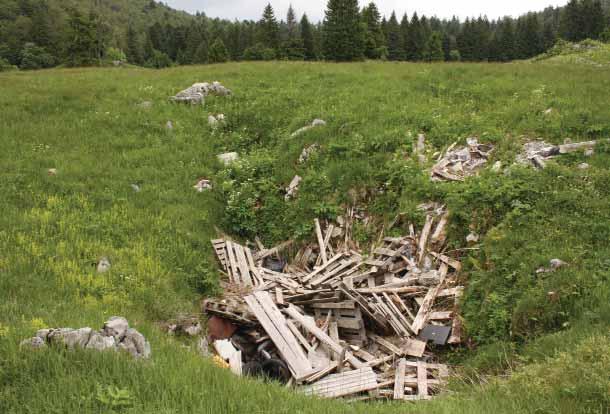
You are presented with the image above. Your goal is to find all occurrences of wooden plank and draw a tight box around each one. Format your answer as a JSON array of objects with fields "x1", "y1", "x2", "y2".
[
  {"x1": 310, "y1": 258, "x2": 358, "y2": 287},
  {"x1": 311, "y1": 301, "x2": 356, "y2": 310},
  {"x1": 315, "y1": 219, "x2": 328, "y2": 265},
  {"x1": 304, "y1": 361, "x2": 339, "y2": 383},
  {"x1": 382, "y1": 292, "x2": 414, "y2": 335},
  {"x1": 417, "y1": 361, "x2": 428, "y2": 397},
  {"x1": 234, "y1": 243, "x2": 253, "y2": 286},
  {"x1": 411, "y1": 263, "x2": 448, "y2": 334},
  {"x1": 431, "y1": 213, "x2": 448, "y2": 244},
  {"x1": 429, "y1": 311, "x2": 453, "y2": 320},
  {"x1": 430, "y1": 251, "x2": 462, "y2": 271},
  {"x1": 301, "y1": 253, "x2": 343, "y2": 283},
  {"x1": 369, "y1": 334, "x2": 402, "y2": 356},
  {"x1": 303, "y1": 367, "x2": 378, "y2": 398},
  {"x1": 402, "y1": 339, "x2": 427, "y2": 358},
  {"x1": 417, "y1": 215, "x2": 434, "y2": 265},
  {"x1": 275, "y1": 287, "x2": 284, "y2": 305},
  {"x1": 286, "y1": 320, "x2": 314, "y2": 353},
  {"x1": 245, "y1": 294, "x2": 313, "y2": 380},
  {"x1": 245, "y1": 247, "x2": 262, "y2": 285},
  {"x1": 393, "y1": 359, "x2": 407, "y2": 400},
  {"x1": 224, "y1": 241, "x2": 239, "y2": 283},
  {"x1": 284, "y1": 305, "x2": 365, "y2": 369}
]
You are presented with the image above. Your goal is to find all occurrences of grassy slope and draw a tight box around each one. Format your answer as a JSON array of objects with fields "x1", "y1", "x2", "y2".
[
  {"x1": 0, "y1": 62, "x2": 609, "y2": 413},
  {"x1": 532, "y1": 40, "x2": 610, "y2": 66}
]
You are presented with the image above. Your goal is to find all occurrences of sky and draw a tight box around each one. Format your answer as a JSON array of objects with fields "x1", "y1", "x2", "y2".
[{"x1": 163, "y1": 0, "x2": 569, "y2": 23}]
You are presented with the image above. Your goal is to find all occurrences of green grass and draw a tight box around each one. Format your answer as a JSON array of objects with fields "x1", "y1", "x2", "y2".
[
  {"x1": 532, "y1": 39, "x2": 610, "y2": 66},
  {"x1": 1, "y1": 61, "x2": 609, "y2": 413}
]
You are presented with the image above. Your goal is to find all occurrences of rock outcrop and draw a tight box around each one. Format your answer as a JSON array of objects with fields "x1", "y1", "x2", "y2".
[{"x1": 20, "y1": 317, "x2": 150, "y2": 359}]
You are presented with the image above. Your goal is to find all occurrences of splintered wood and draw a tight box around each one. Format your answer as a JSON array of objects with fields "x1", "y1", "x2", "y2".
[{"x1": 206, "y1": 209, "x2": 461, "y2": 402}]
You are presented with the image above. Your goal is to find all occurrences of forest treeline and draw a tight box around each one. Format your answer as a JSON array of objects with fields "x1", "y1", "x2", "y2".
[{"x1": 1, "y1": 0, "x2": 609, "y2": 69}]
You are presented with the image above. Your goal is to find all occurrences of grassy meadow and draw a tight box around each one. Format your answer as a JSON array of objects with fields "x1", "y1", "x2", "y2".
[{"x1": 1, "y1": 60, "x2": 610, "y2": 413}]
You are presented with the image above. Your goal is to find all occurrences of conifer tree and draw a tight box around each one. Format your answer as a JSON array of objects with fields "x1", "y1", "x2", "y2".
[
  {"x1": 258, "y1": 3, "x2": 280, "y2": 50},
  {"x1": 283, "y1": 5, "x2": 304, "y2": 59},
  {"x1": 386, "y1": 12, "x2": 402, "y2": 60},
  {"x1": 323, "y1": 0, "x2": 365, "y2": 61},
  {"x1": 400, "y1": 14, "x2": 410, "y2": 59},
  {"x1": 66, "y1": 9, "x2": 97, "y2": 66},
  {"x1": 300, "y1": 14, "x2": 316, "y2": 60},
  {"x1": 405, "y1": 13, "x2": 423, "y2": 60},
  {"x1": 361, "y1": 2, "x2": 384, "y2": 59},
  {"x1": 126, "y1": 24, "x2": 143, "y2": 65}
]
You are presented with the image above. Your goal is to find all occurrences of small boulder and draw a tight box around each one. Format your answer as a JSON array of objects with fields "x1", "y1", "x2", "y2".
[
  {"x1": 48, "y1": 168, "x2": 57, "y2": 176},
  {"x1": 20, "y1": 336, "x2": 47, "y2": 350},
  {"x1": 131, "y1": 184, "x2": 141, "y2": 193},
  {"x1": 466, "y1": 233, "x2": 480, "y2": 243},
  {"x1": 118, "y1": 328, "x2": 151, "y2": 359},
  {"x1": 578, "y1": 163, "x2": 590, "y2": 170},
  {"x1": 103, "y1": 317, "x2": 129, "y2": 341},
  {"x1": 166, "y1": 121, "x2": 173, "y2": 131},
  {"x1": 217, "y1": 152, "x2": 239, "y2": 166},
  {"x1": 86, "y1": 332, "x2": 116, "y2": 351},
  {"x1": 584, "y1": 148, "x2": 594, "y2": 157},
  {"x1": 550, "y1": 258, "x2": 568, "y2": 269},
  {"x1": 97, "y1": 257, "x2": 111, "y2": 273}
]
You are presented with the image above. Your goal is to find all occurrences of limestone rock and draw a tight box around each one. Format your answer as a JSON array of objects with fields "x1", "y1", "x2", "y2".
[
  {"x1": 103, "y1": 316, "x2": 129, "y2": 341},
  {"x1": 97, "y1": 257, "x2": 111, "y2": 273},
  {"x1": 61, "y1": 327, "x2": 93, "y2": 349},
  {"x1": 86, "y1": 332, "x2": 117, "y2": 351},
  {"x1": 20, "y1": 336, "x2": 47, "y2": 349},
  {"x1": 118, "y1": 328, "x2": 151, "y2": 359},
  {"x1": 217, "y1": 152, "x2": 239, "y2": 166}
]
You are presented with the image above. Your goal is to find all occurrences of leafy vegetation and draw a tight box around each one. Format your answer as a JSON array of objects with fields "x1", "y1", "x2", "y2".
[{"x1": 0, "y1": 60, "x2": 609, "y2": 413}]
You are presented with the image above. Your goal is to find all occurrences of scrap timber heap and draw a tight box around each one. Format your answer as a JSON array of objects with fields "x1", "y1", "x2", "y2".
[{"x1": 203, "y1": 208, "x2": 463, "y2": 401}]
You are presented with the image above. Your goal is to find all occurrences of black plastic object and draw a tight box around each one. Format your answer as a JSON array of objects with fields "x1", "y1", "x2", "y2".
[
  {"x1": 263, "y1": 257, "x2": 286, "y2": 273},
  {"x1": 242, "y1": 361, "x2": 263, "y2": 377},
  {"x1": 418, "y1": 325, "x2": 452, "y2": 345},
  {"x1": 261, "y1": 358, "x2": 291, "y2": 383}
]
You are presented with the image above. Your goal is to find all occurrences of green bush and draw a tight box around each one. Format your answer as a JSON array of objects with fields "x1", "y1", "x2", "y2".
[
  {"x1": 105, "y1": 47, "x2": 127, "y2": 63},
  {"x1": 0, "y1": 57, "x2": 15, "y2": 72},
  {"x1": 19, "y1": 43, "x2": 56, "y2": 70},
  {"x1": 145, "y1": 50, "x2": 172, "y2": 69}
]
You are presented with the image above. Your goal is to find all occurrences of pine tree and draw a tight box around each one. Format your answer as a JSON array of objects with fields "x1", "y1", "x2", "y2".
[
  {"x1": 400, "y1": 14, "x2": 410, "y2": 60},
  {"x1": 386, "y1": 12, "x2": 403, "y2": 60},
  {"x1": 582, "y1": 0, "x2": 605, "y2": 39},
  {"x1": 323, "y1": 0, "x2": 365, "y2": 61},
  {"x1": 126, "y1": 24, "x2": 143, "y2": 65},
  {"x1": 283, "y1": 5, "x2": 304, "y2": 59},
  {"x1": 426, "y1": 31, "x2": 444, "y2": 61},
  {"x1": 405, "y1": 13, "x2": 423, "y2": 60},
  {"x1": 65, "y1": 9, "x2": 96, "y2": 66},
  {"x1": 258, "y1": 3, "x2": 280, "y2": 50},
  {"x1": 361, "y1": 2, "x2": 384, "y2": 59},
  {"x1": 561, "y1": 0, "x2": 584, "y2": 41},
  {"x1": 300, "y1": 14, "x2": 316, "y2": 60}
]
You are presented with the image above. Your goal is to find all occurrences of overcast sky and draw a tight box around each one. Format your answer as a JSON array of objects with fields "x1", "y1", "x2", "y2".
[{"x1": 164, "y1": 0, "x2": 568, "y2": 22}]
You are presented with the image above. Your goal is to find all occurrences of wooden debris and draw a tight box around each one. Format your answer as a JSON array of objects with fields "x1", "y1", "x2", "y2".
[{"x1": 205, "y1": 209, "x2": 464, "y2": 402}]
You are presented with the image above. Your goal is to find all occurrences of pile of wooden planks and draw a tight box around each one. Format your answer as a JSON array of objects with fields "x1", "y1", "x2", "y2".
[
  {"x1": 204, "y1": 209, "x2": 462, "y2": 402},
  {"x1": 431, "y1": 138, "x2": 494, "y2": 182}
]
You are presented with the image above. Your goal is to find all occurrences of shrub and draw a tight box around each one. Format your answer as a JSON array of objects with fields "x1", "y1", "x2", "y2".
[
  {"x1": 105, "y1": 47, "x2": 126, "y2": 63},
  {"x1": 243, "y1": 43, "x2": 277, "y2": 61},
  {"x1": 145, "y1": 50, "x2": 172, "y2": 69},
  {"x1": 19, "y1": 43, "x2": 55, "y2": 70},
  {"x1": 0, "y1": 57, "x2": 15, "y2": 72},
  {"x1": 209, "y1": 39, "x2": 229, "y2": 64}
]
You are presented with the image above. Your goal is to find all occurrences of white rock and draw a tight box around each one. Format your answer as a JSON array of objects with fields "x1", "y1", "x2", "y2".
[
  {"x1": 578, "y1": 163, "x2": 590, "y2": 170},
  {"x1": 184, "y1": 323, "x2": 202, "y2": 337},
  {"x1": 217, "y1": 152, "x2": 239, "y2": 166},
  {"x1": 166, "y1": 121, "x2": 173, "y2": 130},
  {"x1": 194, "y1": 178, "x2": 212, "y2": 192},
  {"x1": 103, "y1": 316, "x2": 129, "y2": 340},
  {"x1": 550, "y1": 259, "x2": 568, "y2": 269},
  {"x1": 584, "y1": 148, "x2": 594, "y2": 157},
  {"x1": 20, "y1": 336, "x2": 47, "y2": 349},
  {"x1": 97, "y1": 257, "x2": 111, "y2": 273},
  {"x1": 61, "y1": 327, "x2": 93, "y2": 349},
  {"x1": 118, "y1": 328, "x2": 151, "y2": 359},
  {"x1": 208, "y1": 115, "x2": 218, "y2": 127},
  {"x1": 48, "y1": 168, "x2": 57, "y2": 176},
  {"x1": 131, "y1": 184, "x2": 141, "y2": 192},
  {"x1": 86, "y1": 332, "x2": 116, "y2": 351},
  {"x1": 492, "y1": 161, "x2": 502, "y2": 172},
  {"x1": 466, "y1": 233, "x2": 480, "y2": 243},
  {"x1": 311, "y1": 119, "x2": 326, "y2": 127}
]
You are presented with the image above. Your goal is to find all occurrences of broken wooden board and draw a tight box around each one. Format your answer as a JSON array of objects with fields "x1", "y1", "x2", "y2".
[
  {"x1": 302, "y1": 367, "x2": 378, "y2": 398},
  {"x1": 244, "y1": 292, "x2": 316, "y2": 381}
]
